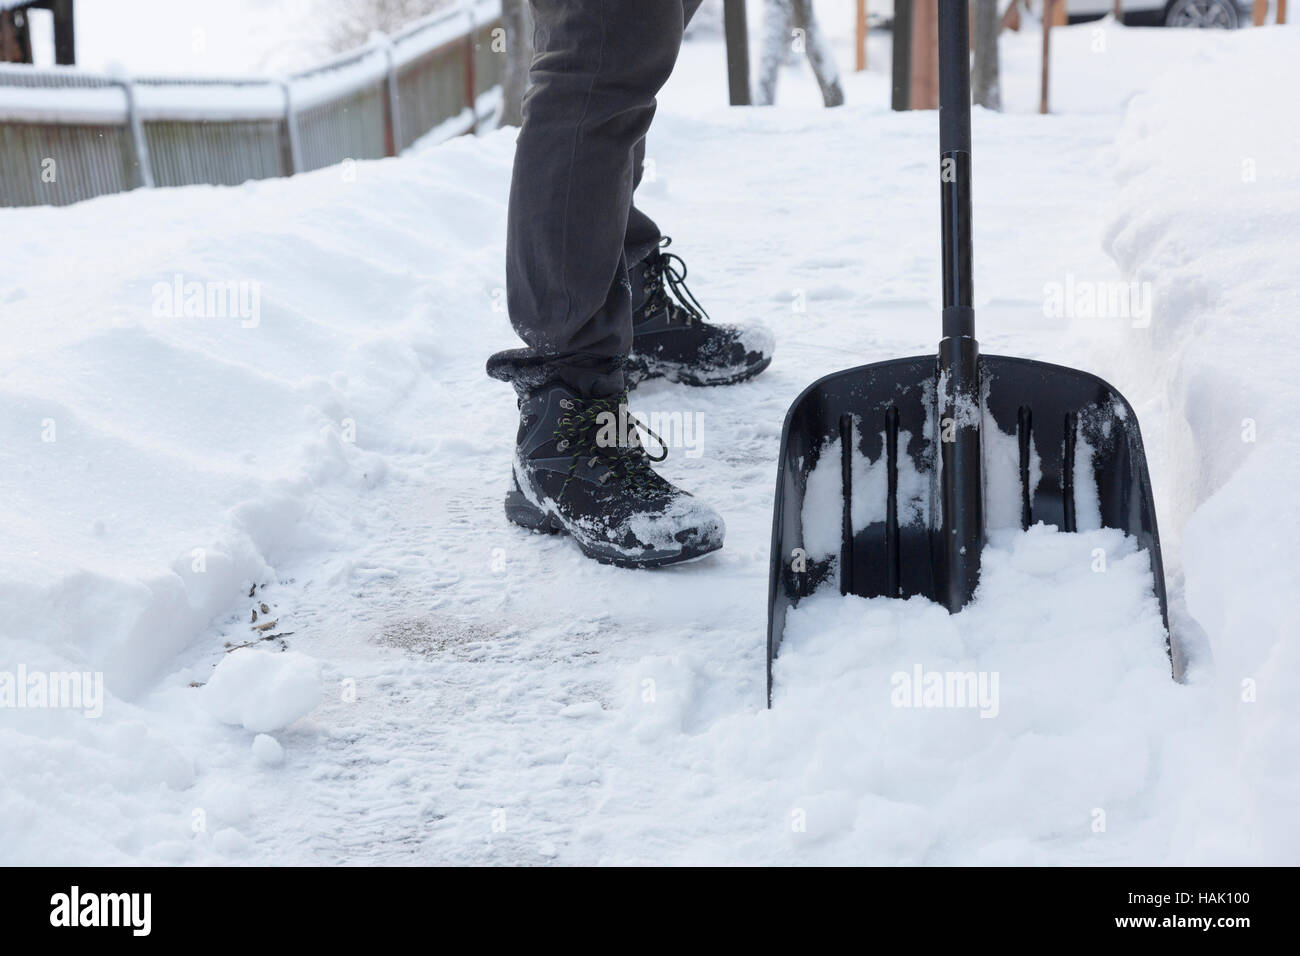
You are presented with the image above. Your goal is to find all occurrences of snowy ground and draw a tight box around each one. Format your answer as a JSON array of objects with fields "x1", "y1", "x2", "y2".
[{"x1": 1, "y1": 20, "x2": 1298, "y2": 865}]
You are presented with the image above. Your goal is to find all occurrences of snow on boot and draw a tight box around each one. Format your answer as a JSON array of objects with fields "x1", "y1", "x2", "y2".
[
  {"x1": 626, "y1": 238, "x2": 774, "y2": 388},
  {"x1": 500, "y1": 382, "x2": 725, "y2": 568}
]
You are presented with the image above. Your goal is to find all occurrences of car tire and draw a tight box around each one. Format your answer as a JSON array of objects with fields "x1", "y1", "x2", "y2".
[{"x1": 1164, "y1": 0, "x2": 1240, "y2": 28}]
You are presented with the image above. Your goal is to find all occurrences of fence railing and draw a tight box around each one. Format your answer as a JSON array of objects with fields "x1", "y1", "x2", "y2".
[{"x1": 0, "y1": 0, "x2": 504, "y2": 208}]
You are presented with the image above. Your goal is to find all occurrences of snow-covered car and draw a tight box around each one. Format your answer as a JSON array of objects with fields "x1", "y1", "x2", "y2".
[{"x1": 1069, "y1": 0, "x2": 1252, "y2": 29}]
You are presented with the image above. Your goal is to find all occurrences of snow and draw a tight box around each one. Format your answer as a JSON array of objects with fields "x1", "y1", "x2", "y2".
[
  {"x1": 132, "y1": 80, "x2": 287, "y2": 123},
  {"x1": 287, "y1": 47, "x2": 390, "y2": 113},
  {"x1": 203, "y1": 649, "x2": 322, "y2": 733},
  {"x1": 775, "y1": 524, "x2": 1173, "y2": 863},
  {"x1": 251, "y1": 732, "x2": 285, "y2": 766},
  {"x1": 0, "y1": 77, "x2": 127, "y2": 124},
  {"x1": 2, "y1": 19, "x2": 1299, "y2": 864}
]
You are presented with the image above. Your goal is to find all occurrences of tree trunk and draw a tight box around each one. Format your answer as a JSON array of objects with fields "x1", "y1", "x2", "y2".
[
  {"x1": 496, "y1": 0, "x2": 532, "y2": 128},
  {"x1": 756, "y1": 0, "x2": 844, "y2": 107},
  {"x1": 909, "y1": 0, "x2": 938, "y2": 109},
  {"x1": 971, "y1": 0, "x2": 1001, "y2": 110},
  {"x1": 722, "y1": 0, "x2": 752, "y2": 105},
  {"x1": 892, "y1": 0, "x2": 913, "y2": 109},
  {"x1": 1040, "y1": 0, "x2": 1055, "y2": 114},
  {"x1": 791, "y1": 0, "x2": 845, "y2": 106},
  {"x1": 754, "y1": 0, "x2": 791, "y2": 106}
]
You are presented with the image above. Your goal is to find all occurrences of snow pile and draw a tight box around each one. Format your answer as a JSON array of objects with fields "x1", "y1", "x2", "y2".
[
  {"x1": 0, "y1": 131, "x2": 520, "y2": 862},
  {"x1": 1100, "y1": 24, "x2": 1300, "y2": 862},
  {"x1": 203, "y1": 649, "x2": 321, "y2": 733},
  {"x1": 765, "y1": 525, "x2": 1176, "y2": 863}
]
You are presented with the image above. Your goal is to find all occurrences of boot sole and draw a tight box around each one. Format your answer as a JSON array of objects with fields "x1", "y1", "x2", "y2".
[
  {"x1": 504, "y1": 486, "x2": 722, "y2": 569},
  {"x1": 627, "y1": 355, "x2": 772, "y2": 389}
]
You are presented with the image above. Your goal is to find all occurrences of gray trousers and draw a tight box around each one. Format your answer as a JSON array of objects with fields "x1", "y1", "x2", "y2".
[{"x1": 505, "y1": 0, "x2": 704, "y2": 396}]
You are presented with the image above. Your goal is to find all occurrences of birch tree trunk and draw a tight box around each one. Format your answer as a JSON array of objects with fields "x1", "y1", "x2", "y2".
[
  {"x1": 971, "y1": 0, "x2": 1001, "y2": 110},
  {"x1": 791, "y1": 0, "x2": 845, "y2": 107},
  {"x1": 754, "y1": 0, "x2": 791, "y2": 106},
  {"x1": 755, "y1": 0, "x2": 844, "y2": 107}
]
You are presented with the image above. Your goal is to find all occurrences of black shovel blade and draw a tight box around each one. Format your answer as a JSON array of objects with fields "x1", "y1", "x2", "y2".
[{"x1": 766, "y1": 353, "x2": 1169, "y2": 704}]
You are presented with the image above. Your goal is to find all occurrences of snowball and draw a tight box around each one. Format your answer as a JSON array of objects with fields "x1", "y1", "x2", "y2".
[
  {"x1": 203, "y1": 649, "x2": 321, "y2": 733},
  {"x1": 252, "y1": 733, "x2": 285, "y2": 767}
]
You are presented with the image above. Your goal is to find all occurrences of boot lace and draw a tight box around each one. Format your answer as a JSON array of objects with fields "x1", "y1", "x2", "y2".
[
  {"x1": 553, "y1": 394, "x2": 670, "y2": 497},
  {"x1": 641, "y1": 237, "x2": 710, "y2": 326}
]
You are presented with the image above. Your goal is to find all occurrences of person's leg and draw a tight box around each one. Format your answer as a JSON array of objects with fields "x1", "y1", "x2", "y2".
[
  {"x1": 623, "y1": 0, "x2": 705, "y2": 275},
  {"x1": 503, "y1": 0, "x2": 687, "y2": 398},
  {"x1": 615, "y1": 1, "x2": 773, "y2": 390}
]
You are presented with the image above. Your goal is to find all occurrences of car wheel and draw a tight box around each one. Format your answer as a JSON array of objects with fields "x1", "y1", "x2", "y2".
[{"x1": 1165, "y1": 0, "x2": 1240, "y2": 28}]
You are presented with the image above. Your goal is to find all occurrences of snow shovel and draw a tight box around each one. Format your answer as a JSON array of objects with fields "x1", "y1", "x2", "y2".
[{"x1": 765, "y1": 0, "x2": 1169, "y2": 705}]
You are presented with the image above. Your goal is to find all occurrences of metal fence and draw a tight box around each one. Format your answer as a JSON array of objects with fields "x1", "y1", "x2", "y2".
[{"x1": 0, "y1": 0, "x2": 504, "y2": 208}]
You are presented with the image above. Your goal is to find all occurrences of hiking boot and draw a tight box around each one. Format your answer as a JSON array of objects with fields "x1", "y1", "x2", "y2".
[
  {"x1": 499, "y1": 380, "x2": 725, "y2": 568},
  {"x1": 627, "y1": 238, "x2": 774, "y2": 388}
]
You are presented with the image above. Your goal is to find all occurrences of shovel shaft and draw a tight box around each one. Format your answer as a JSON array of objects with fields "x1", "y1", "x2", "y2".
[
  {"x1": 938, "y1": 0, "x2": 975, "y2": 338},
  {"x1": 938, "y1": 0, "x2": 972, "y2": 155},
  {"x1": 940, "y1": 153, "x2": 974, "y2": 336},
  {"x1": 937, "y1": 335, "x2": 983, "y2": 611},
  {"x1": 937, "y1": 0, "x2": 981, "y2": 609}
]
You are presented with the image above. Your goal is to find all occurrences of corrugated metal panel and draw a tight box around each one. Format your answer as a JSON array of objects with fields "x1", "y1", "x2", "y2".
[
  {"x1": 144, "y1": 119, "x2": 285, "y2": 188},
  {"x1": 0, "y1": 121, "x2": 133, "y2": 206},
  {"x1": 396, "y1": 42, "x2": 468, "y2": 150},
  {"x1": 294, "y1": 81, "x2": 388, "y2": 173}
]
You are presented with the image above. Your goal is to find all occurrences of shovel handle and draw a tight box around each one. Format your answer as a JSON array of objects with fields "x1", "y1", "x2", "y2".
[{"x1": 938, "y1": 0, "x2": 974, "y2": 338}]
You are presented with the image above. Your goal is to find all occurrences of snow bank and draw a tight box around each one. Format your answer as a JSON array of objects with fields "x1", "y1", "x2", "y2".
[
  {"x1": 1101, "y1": 25, "x2": 1300, "y2": 862},
  {"x1": 0, "y1": 130, "x2": 519, "y2": 862},
  {"x1": 0, "y1": 131, "x2": 515, "y2": 700}
]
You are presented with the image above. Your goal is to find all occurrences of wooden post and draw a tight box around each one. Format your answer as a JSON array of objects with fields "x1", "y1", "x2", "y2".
[
  {"x1": 1041, "y1": 0, "x2": 1055, "y2": 114},
  {"x1": 856, "y1": 0, "x2": 867, "y2": 71},
  {"x1": 1279, "y1": 0, "x2": 1288, "y2": 23},
  {"x1": 1001, "y1": 0, "x2": 1021, "y2": 31},
  {"x1": 0, "y1": 9, "x2": 32, "y2": 63},
  {"x1": 910, "y1": 0, "x2": 939, "y2": 109},
  {"x1": 1254, "y1": 0, "x2": 1268, "y2": 25},
  {"x1": 464, "y1": 11, "x2": 478, "y2": 134},
  {"x1": 723, "y1": 0, "x2": 752, "y2": 105},
  {"x1": 52, "y1": 0, "x2": 76, "y2": 64}
]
